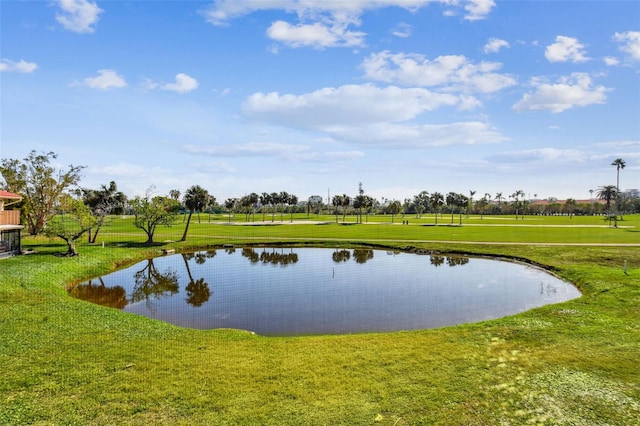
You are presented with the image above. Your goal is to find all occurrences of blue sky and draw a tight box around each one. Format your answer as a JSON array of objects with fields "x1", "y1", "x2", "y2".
[{"x1": 1, "y1": 0, "x2": 639, "y2": 203}]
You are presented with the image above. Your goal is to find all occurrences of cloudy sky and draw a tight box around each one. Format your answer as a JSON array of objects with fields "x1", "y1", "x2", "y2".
[{"x1": 1, "y1": 0, "x2": 638, "y2": 203}]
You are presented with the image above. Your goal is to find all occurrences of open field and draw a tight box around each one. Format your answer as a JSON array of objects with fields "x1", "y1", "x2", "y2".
[{"x1": 1, "y1": 215, "x2": 639, "y2": 425}]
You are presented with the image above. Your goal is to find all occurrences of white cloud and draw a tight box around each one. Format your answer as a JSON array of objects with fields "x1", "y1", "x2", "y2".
[
  {"x1": 390, "y1": 23, "x2": 412, "y2": 38},
  {"x1": 161, "y1": 73, "x2": 199, "y2": 93},
  {"x1": 0, "y1": 59, "x2": 38, "y2": 73},
  {"x1": 183, "y1": 142, "x2": 308, "y2": 158},
  {"x1": 545, "y1": 35, "x2": 589, "y2": 63},
  {"x1": 56, "y1": 0, "x2": 103, "y2": 34},
  {"x1": 513, "y1": 73, "x2": 610, "y2": 113},
  {"x1": 243, "y1": 83, "x2": 466, "y2": 129},
  {"x1": 139, "y1": 78, "x2": 160, "y2": 91},
  {"x1": 266, "y1": 20, "x2": 365, "y2": 49},
  {"x1": 204, "y1": 1, "x2": 495, "y2": 48},
  {"x1": 603, "y1": 56, "x2": 620, "y2": 66},
  {"x1": 464, "y1": 0, "x2": 496, "y2": 21},
  {"x1": 325, "y1": 121, "x2": 507, "y2": 147},
  {"x1": 360, "y1": 51, "x2": 516, "y2": 93},
  {"x1": 182, "y1": 142, "x2": 363, "y2": 163},
  {"x1": 483, "y1": 38, "x2": 510, "y2": 54},
  {"x1": 242, "y1": 83, "x2": 505, "y2": 148},
  {"x1": 82, "y1": 69, "x2": 126, "y2": 90},
  {"x1": 486, "y1": 148, "x2": 587, "y2": 164},
  {"x1": 613, "y1": 31, "x2": 640, "y2": 61}
]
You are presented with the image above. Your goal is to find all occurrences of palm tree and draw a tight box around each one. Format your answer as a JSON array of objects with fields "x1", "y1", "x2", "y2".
[
  {"x1": 611, "y1": 158, "x2": 626, "y2": 193},
  {"x1": 494, "y1": 192, "x2": 504, "y2": 213},
  {"x1": 181, "y1": 185, "x2": 209, "y2": 242},
  {"x1": 597, "y1": 185, "x2": 618, "y2": 226},
  {"x1": 430, "y1": 192, "x2": 444, "y2": 224},
  {"x1": 564, "y1": 198, "x2": 577, "y2": 219},
  {"x1": 387, "y1": 200, "x2": 401, "y2": 223},
  {"x1": 287, "y1": 194, "x2": 298, "y2": 222},
  {"x1": 510, "y1": 190, "x2": 525, "y2": 219},
  {"x1": 611, "y1": 158, "x2": 626, "y2": 219},
  {"x1": 332, "y1": 194, "x2": 342, "y2": 223},
  {"x1": 446, "y1": 192, "x2": 457, "y2": 224},
  {"x1": 467, "y1": 190, "x2": 476, "y2": 218},
  {"x1": 477, "y1": 195, "x2": 489, "y2": 219},
  {"x1": 260, "y1": 193, "x2": 270, "y2": 222},
  {"x1": 224, "y1": 198, "x2": 237, "y2": 223},
  {"x1": 340, "y1": 194, "x2": 351, "y2": 222}
]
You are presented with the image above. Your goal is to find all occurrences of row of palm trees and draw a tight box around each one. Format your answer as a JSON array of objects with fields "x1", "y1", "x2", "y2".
[{"x1": 171, "y1": 159, "x2": 628, "y2": 236}]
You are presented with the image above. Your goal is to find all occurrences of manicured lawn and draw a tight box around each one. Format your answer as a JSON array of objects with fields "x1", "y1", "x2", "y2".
[{"x1": 1, "y1": 215, "x2": 639, "y2": 425}]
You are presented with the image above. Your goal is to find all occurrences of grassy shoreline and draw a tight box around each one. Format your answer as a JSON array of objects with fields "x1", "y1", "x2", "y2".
[{"x1": 1, "y1": 216, "x2": 639, "y2": 425}]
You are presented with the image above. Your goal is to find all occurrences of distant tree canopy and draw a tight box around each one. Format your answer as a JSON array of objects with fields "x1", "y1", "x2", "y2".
[
  {"x1": 130, "y1": 189, "x2": 180, "y2": 245},
  {"x1": 0, "y1": 150, "x2": 84, "y2": 235},
  {"x1": 77, "y1": 181, "x2": 127, "y2": 243},
  {"x1": 44, "y1": 199, "x2": 96, "y2": 256}
]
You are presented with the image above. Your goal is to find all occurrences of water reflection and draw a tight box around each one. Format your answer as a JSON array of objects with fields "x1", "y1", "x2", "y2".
[
  {"x1": 430, "y1": 254, "x2": 470, "y2": 267},
  {"x1": 353, "y1": 249, "x2": 374, "y2": 264},
  {"x1": 71, "y1": 247, "x2": 581, "y2": 336},
  {"x1": 332, "y1": 249, "x2": 351, "y2": 263},
  {"x1": 182, "y1": 254, "x2": 211, "y2": 307},
  {"x1": 241, "y1": 247, "x2": 299, "y2": 266},
  {"x1": 70, "y1": 277, "x2": 127, "y2": 309},
  {"x1": 131, "y1": 259, "x2": 179, "y2": 309}
]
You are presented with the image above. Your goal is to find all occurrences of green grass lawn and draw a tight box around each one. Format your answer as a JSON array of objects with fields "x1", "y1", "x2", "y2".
[{"x1": 1, "y1": 215, "x2": 639, "y2": 425}]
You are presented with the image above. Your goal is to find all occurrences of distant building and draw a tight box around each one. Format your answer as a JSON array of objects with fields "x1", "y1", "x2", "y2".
[
  {"x1": 308, "y1": 195, "x2": 323, "y2": 204},
  {"x1": 0, "y1": 190, "x2": 24, "y2": 258},
  {"x1": 624, "y1": 189, "x2": 639, "y2": 198}
]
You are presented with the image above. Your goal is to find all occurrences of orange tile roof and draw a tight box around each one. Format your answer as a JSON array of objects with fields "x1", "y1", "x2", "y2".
[{"x1": 0, "y1": 190, "x2": 22, "y2": 200}]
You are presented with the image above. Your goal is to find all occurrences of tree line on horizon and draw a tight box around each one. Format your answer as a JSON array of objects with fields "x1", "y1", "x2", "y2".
[{"x1": 1, "y1": 151, "x2": 635, "y2": 254}]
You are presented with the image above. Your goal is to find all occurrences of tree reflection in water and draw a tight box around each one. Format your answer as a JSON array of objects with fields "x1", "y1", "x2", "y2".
[
  {"x1": 240, "y1": 248, "x2": 299, "y2": 266},
  {"x1": 70, "y1": 277, "x2": 127, "y2": 309},
  {"x1": 332, "y1": 249, "x2": 351, "y2": 263},
  {"x1": 131, "y1": 259, "x2": 179, "y2": 310},
  {"x1": 430, "y1": 255, "x2": 469, "y2": 267},
  {"x1": 353, "y1": 249, "x2": 374, "y2": 264},
  {"x1": 182, "y1": 253, "x2": 211, "y2": 307}
]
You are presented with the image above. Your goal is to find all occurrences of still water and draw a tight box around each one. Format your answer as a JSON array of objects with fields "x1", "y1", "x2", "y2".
[{"x1": 71, "y1": 247, "x2": 580, "y2": 336}]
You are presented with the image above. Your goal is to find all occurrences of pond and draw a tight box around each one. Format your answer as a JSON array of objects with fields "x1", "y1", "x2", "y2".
[{"x1": 70, "y1": 247, "x2": 580, "y2": 336}]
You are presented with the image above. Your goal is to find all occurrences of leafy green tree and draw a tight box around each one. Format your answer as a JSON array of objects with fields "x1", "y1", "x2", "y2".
[
  {"x1": 181, "y1": 185, "x2": 210, "y2": 241},
  {"x1": 413, "y1": 191, "x2": 430, "y2": 219},
  {"x1": 77, "y1": 181, "x2": 127, "y2": 243},
  {"x1": 45, "y1": 199, "x2": 97, "y2": 256},
  {"x1": 387, "y1": 200, "x2": 401, "y2": 223},
  {"x1": 130, "y1": 189, "x2": 180, "y2": 245},
  {"x1": 0, "y1": 150, "x2": 84, "y2": 235}
]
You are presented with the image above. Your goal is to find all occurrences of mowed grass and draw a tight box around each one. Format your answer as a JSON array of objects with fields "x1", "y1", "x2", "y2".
[{"x1": 1, "y1": 215, "x2": 639, "y2": 425}]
